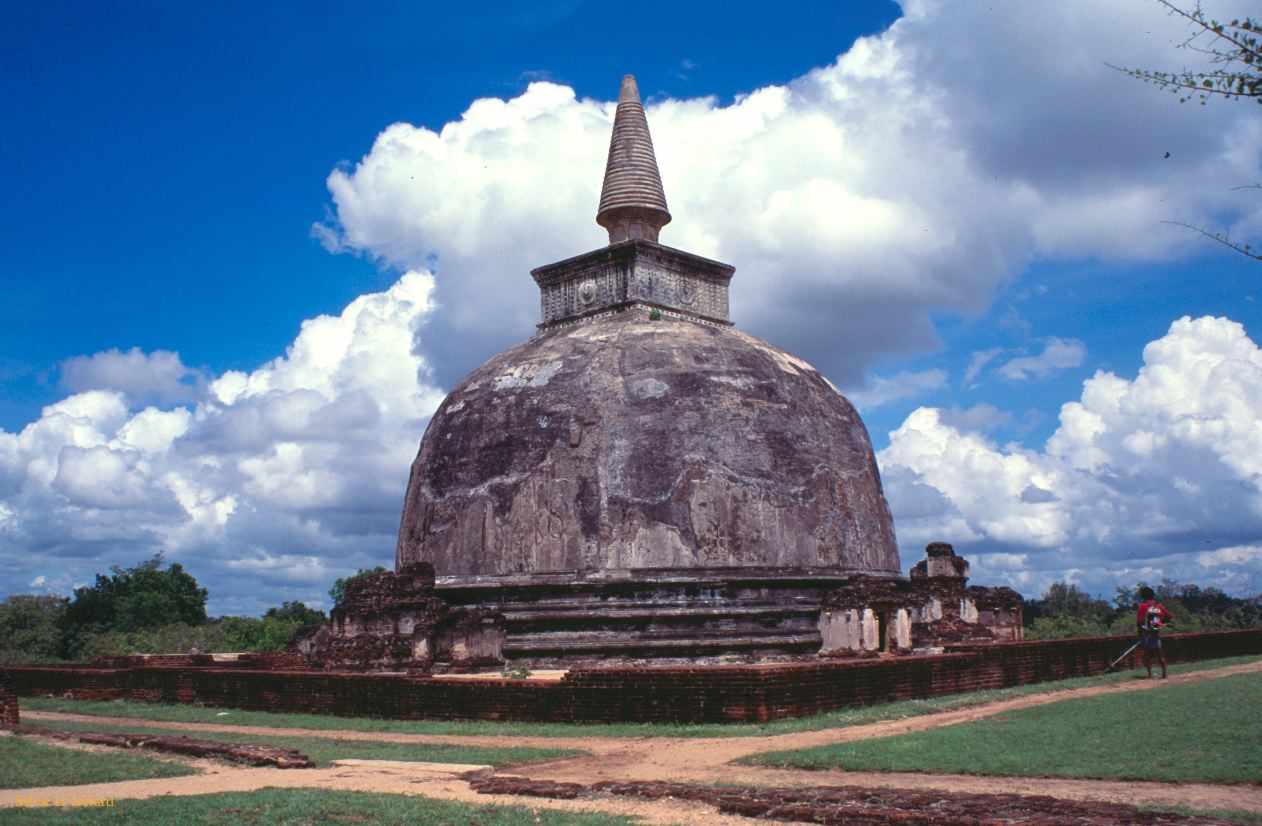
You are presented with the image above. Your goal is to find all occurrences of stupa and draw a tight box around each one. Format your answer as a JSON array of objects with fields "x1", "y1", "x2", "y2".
[{"x1": 305, "y1": 77, "x2": 1022, "y2": 672}]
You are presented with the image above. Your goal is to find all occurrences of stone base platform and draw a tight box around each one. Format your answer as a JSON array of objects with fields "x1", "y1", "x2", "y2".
[
  {"x1": 299, "y1": 544, "x2": 1023, "y2": 672},
  {"x1": 435, "y1": 567, "x2": 890, "y2": 669}
]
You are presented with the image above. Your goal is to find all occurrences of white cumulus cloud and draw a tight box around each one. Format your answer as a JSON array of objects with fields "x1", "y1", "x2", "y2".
[
  {"x1": 882, "y1": 316, "x2": 1262, "y2": 596},
  {"x1": 6, "y1": 0, "x2": 1262, "y2": 613},
  {"x1": 318, "y1": 0, "x2": 1261, "y2": 391},
  {"x1": 61, "y1": 347, "x2": 205, "y2": 406},
  {"x1": 0, "y1": 272, "x2": 443, "y2": 615}
]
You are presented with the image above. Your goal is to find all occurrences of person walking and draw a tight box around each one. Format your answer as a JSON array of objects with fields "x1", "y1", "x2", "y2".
[{"x1": 1136, "y1": 586, "x2": 1173, "y2": 679}]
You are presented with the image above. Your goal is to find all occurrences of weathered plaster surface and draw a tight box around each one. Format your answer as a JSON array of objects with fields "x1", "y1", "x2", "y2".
[{"x1": 397, "y1": 311, "x2": 899, "y2": 577}]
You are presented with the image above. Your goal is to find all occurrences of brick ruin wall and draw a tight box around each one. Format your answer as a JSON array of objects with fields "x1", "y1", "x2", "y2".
[
  {"x1": 83, "y1": 652, "x2": 310, "y2": 671},
  {"x1": 5, "y1": 628, "x2": 1261, "y2": 725},
  {"x1": 0, "y1": 668, "x2": 17, "y2": 729}
]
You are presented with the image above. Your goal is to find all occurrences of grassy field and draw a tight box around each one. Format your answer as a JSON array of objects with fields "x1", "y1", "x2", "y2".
[
  {"x1": 19, "y1": 653, "x2": 1261, "y2": 739},
  {"x1": 0, "y1": 788, "x2": 640, "y2": 825},
  {"x1": 0, "y1": 736, "x2": 196, "y2": 789},
  {"x1": 1144, "y1": 809, "x2": 1262, "y2": 826},
  {"x1": 16, "y1": 720, "x2": 581, "y2": 769},
  {"x1": 745, "y1": 671, "x2": 1262, "y2": 784}
]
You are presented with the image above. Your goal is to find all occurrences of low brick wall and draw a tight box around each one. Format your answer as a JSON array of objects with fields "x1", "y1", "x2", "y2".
[
  {"x1": 86, "y1": 652, "x2": 310, "y2": 671},
  {"x1": 6, "y1": 629, "x2": 1260, "y2": 724},
  {"x1": 0, "y1": 668, "x2": 17, "y2": 729}
]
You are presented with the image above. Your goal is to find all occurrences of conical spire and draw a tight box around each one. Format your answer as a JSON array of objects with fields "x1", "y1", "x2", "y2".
[{"x1": 596, "y1": 75, "x2": 672, "y2": 244}]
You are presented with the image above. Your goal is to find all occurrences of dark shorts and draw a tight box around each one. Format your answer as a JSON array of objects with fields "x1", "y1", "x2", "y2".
[{"x1": 1141, "y1": 630, "x2": 1162, "y2": 652}]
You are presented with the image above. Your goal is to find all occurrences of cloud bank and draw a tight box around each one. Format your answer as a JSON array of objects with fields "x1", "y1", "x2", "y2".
[
  {"x1": 1, "y1": 274, "x2": 442, "y2": 614},
  {"x1": 319, "y1": 0, "x2": 1261, "y2": 389},
  {"x1": 4, "y1": 0, "x2": 1261, "y2": 611},
  {"x1": 881, "y1": 316, "x2": 1262, "y2": 597},
  {"x1": 60, "y1": 348, "x2": 206, "y2": 406}
]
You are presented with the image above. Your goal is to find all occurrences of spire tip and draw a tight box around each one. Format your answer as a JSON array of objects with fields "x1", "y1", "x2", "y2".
[
  {"x1": 597, "y1": 74, "x2": 671, "y2": 244},
  {"x1": 618, "y1": 75, "x2": 640, "y2": 104}
]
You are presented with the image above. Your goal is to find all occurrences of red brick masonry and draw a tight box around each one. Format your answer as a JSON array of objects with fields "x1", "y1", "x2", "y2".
[
  {"x1": 17, "y1": 725, "x2": 313, "y2": 769},
  {"x1": 466, "y1": 777, "x2": 1236, "y2": 825},
  {"x1": 0, "y1": 669, "x2": 18, "y2": 729},
  {"x1": 5, "y1": 630, "x2": 1260, "y2": 724}
]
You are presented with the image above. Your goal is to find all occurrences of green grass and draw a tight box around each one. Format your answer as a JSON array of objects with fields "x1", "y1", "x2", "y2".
[
  {"x1": 20, "y1": 654, "x2": 1261, "y2": 739},
  {"x1": 17, "y1": 720, "x2": 580, "y2": 769},
  {"x1": 0, "y1": 789, "x2": 640, "y2": 825},
  {"x1": 1142, "y1": 808, "x2": 1262, "y2": 825},
  {"x1": 745, "y1": 671, "x2": 1262, "y2": 784},
  {"x1": 0, "y1": 735, "x2": 196, "y2": 789}
]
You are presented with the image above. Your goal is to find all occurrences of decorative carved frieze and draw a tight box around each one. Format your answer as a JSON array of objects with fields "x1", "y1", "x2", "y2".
[{"x1": 531, "y1": 239, "x2": 734, "y2": 328}]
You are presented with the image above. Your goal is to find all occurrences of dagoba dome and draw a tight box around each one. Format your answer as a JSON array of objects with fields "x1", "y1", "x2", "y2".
[
  {"x1": 398, "y1": 313, "x2": 898, "y2": 577},
  {"x1": 305, "y1": 75, "x2": 1024, "y2": 673},
  {"x1": 396, "y1": 75, "x2": 898, "y2": 583}
]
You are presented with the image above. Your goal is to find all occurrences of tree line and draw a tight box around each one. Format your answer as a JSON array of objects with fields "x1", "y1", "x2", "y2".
[
  {"x1": 1023, "y1": 580, "x2": 1261, "y2": 640},
  {"x1": 4, "y1": 555, "x2": 1261, "y2": 662},
  {"x1": 0, "y1": 554, "x2": 327, "y2": 663}
]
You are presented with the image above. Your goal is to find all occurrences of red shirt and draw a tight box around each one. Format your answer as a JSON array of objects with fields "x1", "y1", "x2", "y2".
[{"x1": 1137, "y1": 599, "x2": 1172, "y2": 629}]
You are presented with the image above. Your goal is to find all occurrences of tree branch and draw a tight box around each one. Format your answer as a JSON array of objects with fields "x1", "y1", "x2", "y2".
[
  {"x1": 1161, "y1": 220, "x2": 1262, "y2": 261},
  {"x1": 1109, "y1": 1, "x2": 1262, "y2": 103}
]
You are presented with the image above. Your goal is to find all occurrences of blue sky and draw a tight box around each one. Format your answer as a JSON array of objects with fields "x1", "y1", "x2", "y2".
[
  {"x1": 3, "y1": 0, "x2": 1260, "y2": 615},
  {"x1": 0, "y1": 0, "x2": 900, "y2": 429}
]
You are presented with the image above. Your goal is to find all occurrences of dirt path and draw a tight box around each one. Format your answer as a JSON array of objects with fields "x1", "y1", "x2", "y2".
[
  {"x1": 8, "y1": 658, "x2": 1262, "y2": 824},
  {"x1": 0, "y1": 757, "x2": 754, "y2": 825}
]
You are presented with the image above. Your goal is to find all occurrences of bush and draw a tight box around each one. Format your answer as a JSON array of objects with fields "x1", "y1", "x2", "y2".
[
  {"x1": 0, "y1": 594, "x2": 68, "y2": 662},
  {"x1": 1023, "y1": 614, "x2": 1112, "y2": 640},
  {"x1": 501, "y1": 662, "x2": 532, "y2": 679},
  {"x1": 265, "y1": 601, "x2": 328, "y2": 626},
  {"x1": 1025, "y1": 578, "x2": 1262, "y2": 640},
  {"x1": 73, "y1": 622, "x2": 225, "y2": 658},
  {"x1": 214, "y1": 615, "x2": 311, "y2": 652},
  {"x1": 61, "y1": 553, "x2": 207, "y2": 636}
]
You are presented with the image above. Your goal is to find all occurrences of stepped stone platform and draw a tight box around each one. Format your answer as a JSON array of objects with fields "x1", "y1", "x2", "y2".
[
  {"x1": 299, "y1": 543, "x2": 1023, "y2": 672},
  {"x1": 440, "y1": 567, "x2": 861, "y2": 667}
]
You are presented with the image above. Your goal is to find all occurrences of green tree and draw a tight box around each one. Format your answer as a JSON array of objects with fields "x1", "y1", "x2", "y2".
[
  {"x1": 1132, "y1": 579, "x2": 1261, "y2": 632},
  {"x1": 1114, "y1": 1, "x2": 1262, "y2": 261},
  {"x1": 61, "y1": 553, "x2": 208, "y2": 636},
  {"x1": 212, "y1": 617, "x2": 287, "y2": 652},
  {"x1": 264, "y1": 601, "x2": 328, "y2": 626},
  {"x1": 210, "y1": 602, "x2": 327, "y2": 653},
  {"x1": 74, "y1": 623, "x2": 222, "y2": 659},
  {"x1": 0, "y1": 594, "x2": 69, "y2": 662},
  {"x1": 328, "y1": 566, "x2": 386, "y2": 605},
  {"x1": 1024, "y1": 581, "x2": 1114, "y2": 639}
]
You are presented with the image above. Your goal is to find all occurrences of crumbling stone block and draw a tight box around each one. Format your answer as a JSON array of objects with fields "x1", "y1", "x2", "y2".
[
  {"x1": 294, "y1": 562, "x2": 505, "y2": 672},
  {"x1": 817, "y1": 544, "x2": 1022, "y2": 654}
]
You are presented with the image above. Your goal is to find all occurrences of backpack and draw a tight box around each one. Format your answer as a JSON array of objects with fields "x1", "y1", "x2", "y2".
[{"x1": 1144, "y1": 604, "x2": 1164, "y2": 631}]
